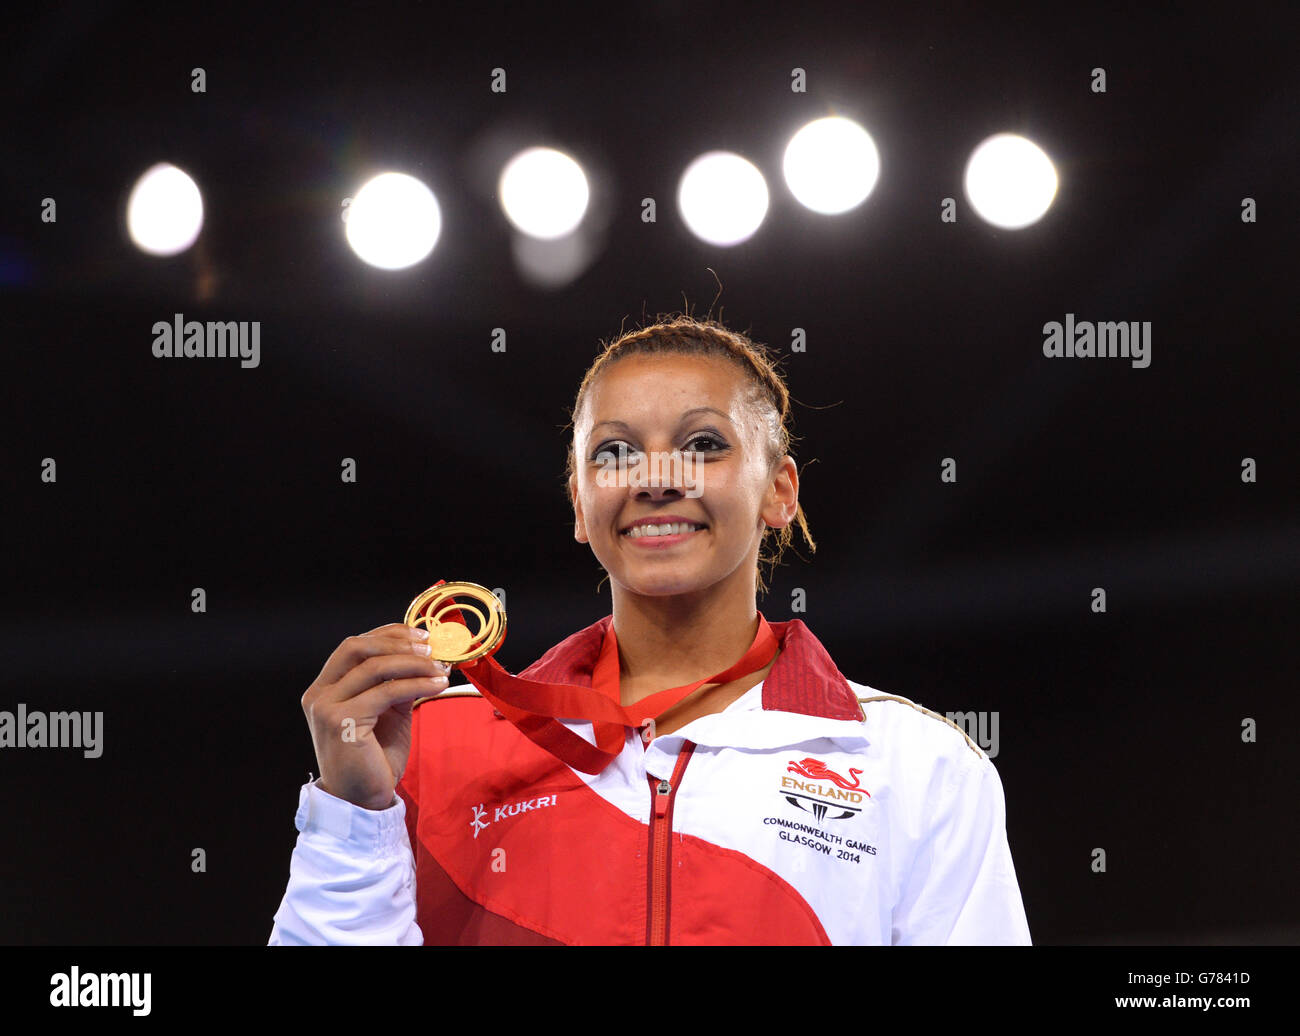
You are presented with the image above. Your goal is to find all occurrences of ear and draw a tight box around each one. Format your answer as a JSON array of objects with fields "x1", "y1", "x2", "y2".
[
  {"x1": 760, "y1": 455, "x2": 798, "y2": 530},
  {"x1": 570, "y1": 471, "x2": 589, "y2": 543}
]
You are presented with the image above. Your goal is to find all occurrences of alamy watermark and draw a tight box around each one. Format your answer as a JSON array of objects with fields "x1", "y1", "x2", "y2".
[
  {"x1": 946, "y1": 710, "x2": 999, "y2": 759},
  {"x1": 1042, "y1": 313, "x2": 1151, "y2": 368},
  {"x1": 0, "y1": 704, "x2": 103, "y2": 758},
  {"x1": 595, "y1": 449, "x2": 702, "y2": 497},
  {"x1": 50, "y1": 967, "x2": 150, "y2": 1016},
  {"x1": 152, "y1": 312, "x2": 260, "y2": 368}
]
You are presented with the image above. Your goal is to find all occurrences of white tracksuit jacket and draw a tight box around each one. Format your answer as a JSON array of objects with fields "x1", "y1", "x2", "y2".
[{"x1": 269, "y1": 618, "x2": 1032, "y2": 946}]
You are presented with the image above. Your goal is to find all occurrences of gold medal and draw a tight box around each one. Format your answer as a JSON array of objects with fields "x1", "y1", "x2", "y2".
[{"x1": 404, "y1": 581, "x2": 507, "y2": 665}]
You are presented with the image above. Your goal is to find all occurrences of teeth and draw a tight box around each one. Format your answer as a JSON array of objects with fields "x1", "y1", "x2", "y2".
[{"x1": 624, "y1": 522, "x2": 703, "y2": 538}]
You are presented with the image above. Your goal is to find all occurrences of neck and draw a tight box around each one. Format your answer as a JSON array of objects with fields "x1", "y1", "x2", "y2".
[{"x1": 610, "y1": 571, "x2": 763, "y2": 707}]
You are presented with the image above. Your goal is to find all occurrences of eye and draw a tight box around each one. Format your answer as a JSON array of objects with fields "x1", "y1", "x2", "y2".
[
  {"x1": 592, "y1": 440, "x2": 640, "y2": 464},
  {"x1": 684, "y1": 433, "x2": 727, "y2": 454}
]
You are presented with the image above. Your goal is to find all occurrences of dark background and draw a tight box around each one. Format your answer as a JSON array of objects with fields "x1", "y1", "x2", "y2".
[{"x1": 2, "y1": 1, "x2": 1296, "y2": 944}]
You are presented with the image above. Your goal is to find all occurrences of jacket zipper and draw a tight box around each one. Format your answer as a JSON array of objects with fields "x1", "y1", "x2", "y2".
[{"x1": 647, "y1": 740, "x2": 696, "y2": 946}]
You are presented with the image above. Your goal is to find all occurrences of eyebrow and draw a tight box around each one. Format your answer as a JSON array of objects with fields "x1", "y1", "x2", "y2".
[{"x1": 591, "y1": 406, "x2": 734, "y2": 435}]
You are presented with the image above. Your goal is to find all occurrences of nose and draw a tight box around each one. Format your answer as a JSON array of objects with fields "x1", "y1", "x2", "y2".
[{"x1": 627, "y1": 447, "x2": 691, "y2": 500}]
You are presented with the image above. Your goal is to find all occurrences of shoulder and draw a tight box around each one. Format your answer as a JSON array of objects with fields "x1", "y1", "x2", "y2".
[{"x1": 845, "y1": 679, "x2": 987, "y2": 762}]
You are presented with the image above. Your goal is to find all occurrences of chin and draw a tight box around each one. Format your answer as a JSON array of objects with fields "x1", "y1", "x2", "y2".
[{"x1": 616, "y1": 566, "x2": 720, "y2": 599}]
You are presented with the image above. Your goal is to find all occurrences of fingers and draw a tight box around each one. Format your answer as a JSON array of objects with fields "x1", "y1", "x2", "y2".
[
  {"x1": 346, "y1": 673, "x2": 451, "y2": 724},
  {"x1": 358, "y1": 621, "x2": 420, "y2": 638},
  {"x1": 310, "y1": 624, "x2": 438, "y2": 692}
]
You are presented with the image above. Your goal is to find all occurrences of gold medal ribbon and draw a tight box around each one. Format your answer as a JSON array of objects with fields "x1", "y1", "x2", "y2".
[{"x1": 407, "y1": 580, "x2": 778, "y2": 774}]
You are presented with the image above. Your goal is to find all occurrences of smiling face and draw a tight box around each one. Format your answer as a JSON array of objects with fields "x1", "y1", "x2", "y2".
[{"x1": 569, "y1": 351, "x2": 798, "y2": 600}]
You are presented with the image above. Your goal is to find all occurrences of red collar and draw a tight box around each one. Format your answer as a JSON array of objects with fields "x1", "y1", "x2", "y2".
[{"x1": 519, "y1": 615, "x2": 864, "y2": 723}]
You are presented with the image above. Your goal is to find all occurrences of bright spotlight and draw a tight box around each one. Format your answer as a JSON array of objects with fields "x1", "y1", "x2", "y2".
[
  {"x1": 345, "y1": 172, "x2": 441, "y2": 270},
  {"x1": 783, "y1": 116, "x2": 881, "y2": 214},
  {"x1": 498, "y1": 147, "x2": 589, "y2": 239},
  {"x1": 677, "y1": 151, "x2": 769, "y2": 246},
  {"x1": 963, "y1": 133, "x2": 1058, "y2": 229},
  {"x1": 126, "y1": 163, "x2": 204, "y2": 256}
]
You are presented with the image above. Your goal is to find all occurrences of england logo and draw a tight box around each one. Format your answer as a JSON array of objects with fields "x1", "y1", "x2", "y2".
[{"x1": 779, "y1": 757, "x2": 869, "y2": 823}]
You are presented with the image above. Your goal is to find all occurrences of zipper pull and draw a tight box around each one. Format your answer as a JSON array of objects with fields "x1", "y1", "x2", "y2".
[{"x1": 654, "y1": 778, "x2": 671, "y2": 818}]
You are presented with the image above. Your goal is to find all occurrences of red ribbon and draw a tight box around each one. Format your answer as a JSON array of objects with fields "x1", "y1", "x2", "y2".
[{"x1": 422, "y1": 582, "x2": 778, "y2": 773}]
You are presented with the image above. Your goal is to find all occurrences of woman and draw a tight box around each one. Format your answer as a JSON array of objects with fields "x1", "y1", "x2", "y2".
[{"x1": 269, "y1": 315, "x2": 1032, "y2": 945}]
